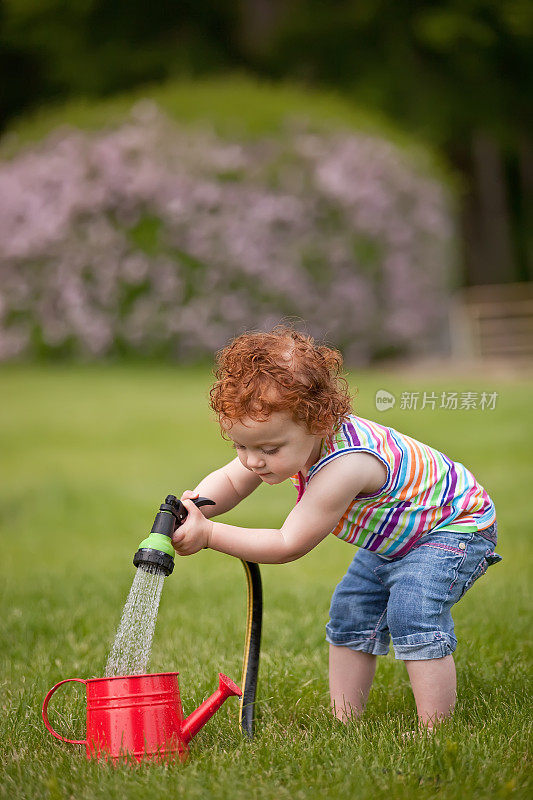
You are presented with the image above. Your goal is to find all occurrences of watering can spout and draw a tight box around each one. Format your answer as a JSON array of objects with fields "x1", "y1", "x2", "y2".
[{"x1": 181, "y1": 674, "x2": 241, "y2": 744}]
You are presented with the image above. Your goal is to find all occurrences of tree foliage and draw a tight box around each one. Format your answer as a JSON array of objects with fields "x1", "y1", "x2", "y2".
[
  {"x1": 1, "y1": 0, "x2": 531, "y2": 283},
  {"x1": 258, "y1": 0, "x2": 532, "y2": 148},
  {"x1": 2, "y1": 0, "x2": 530, "y2": 149}
]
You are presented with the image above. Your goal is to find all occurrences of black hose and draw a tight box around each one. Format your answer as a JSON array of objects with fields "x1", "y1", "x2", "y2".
[{"x1": 239, "y1": 560, "x2": 262, "y2": 738}]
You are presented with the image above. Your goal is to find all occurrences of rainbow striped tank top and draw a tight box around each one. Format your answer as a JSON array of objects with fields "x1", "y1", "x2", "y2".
[{"x1": 290, "y1": 414, "x2": 496, "y2": 558}]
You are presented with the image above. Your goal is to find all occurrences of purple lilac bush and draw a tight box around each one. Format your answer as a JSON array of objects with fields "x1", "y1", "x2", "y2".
[{"x1": 0, "y1": 100, "x2": 455, "y2": 363}]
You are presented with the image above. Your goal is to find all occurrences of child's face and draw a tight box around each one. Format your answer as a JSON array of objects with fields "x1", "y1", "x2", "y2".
[{"x1": 222, "y1": 411, "x2": 324, "y2": 483}]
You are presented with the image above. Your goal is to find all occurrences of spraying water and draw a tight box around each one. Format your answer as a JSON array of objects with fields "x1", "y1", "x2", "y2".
[
  {"x1": 105, "y1": 565, "x2": 165, "y2": 676},
  {"x1": 105, "y1": 495, "x2": 215, "y2": 678}
]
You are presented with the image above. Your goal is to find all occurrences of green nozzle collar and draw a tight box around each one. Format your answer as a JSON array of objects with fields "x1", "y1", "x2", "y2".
[{"x1": 136, "y1": 532, "x2": 175, "y2": 558}]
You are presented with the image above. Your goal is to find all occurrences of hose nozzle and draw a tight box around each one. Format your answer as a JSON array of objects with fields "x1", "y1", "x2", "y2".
[{"x1": 133, "y1": 494, "x2": 215, "y2": 576}]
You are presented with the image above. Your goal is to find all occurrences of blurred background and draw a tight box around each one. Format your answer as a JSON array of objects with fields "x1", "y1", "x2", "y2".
[
  {"x1": 0, "y1": 0, "x2": 532, "y2": 365},
  {"x1": 1, "y1": 12, "x2": 532, "y2": 796}
]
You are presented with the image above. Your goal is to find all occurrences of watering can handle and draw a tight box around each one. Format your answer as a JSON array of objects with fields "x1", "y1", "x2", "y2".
[{"x1": 42, "y1": 678, "x2": 87, "y2": 745}]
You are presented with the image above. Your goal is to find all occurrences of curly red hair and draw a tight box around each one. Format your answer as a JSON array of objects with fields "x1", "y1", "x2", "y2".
[{"x1": 209, "y1": 325, "x2": 353, "y2": 435}]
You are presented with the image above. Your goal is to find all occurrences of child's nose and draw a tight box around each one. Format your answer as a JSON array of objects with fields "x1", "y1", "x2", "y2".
[{"x1": 247, "y1": 451, "x2": 265, "y2": 469}]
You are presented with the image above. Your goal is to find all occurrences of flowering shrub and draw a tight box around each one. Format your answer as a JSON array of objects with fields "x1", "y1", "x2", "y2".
[{"x1": 0, "y1": 100, "x2": 455, "y2": 363}]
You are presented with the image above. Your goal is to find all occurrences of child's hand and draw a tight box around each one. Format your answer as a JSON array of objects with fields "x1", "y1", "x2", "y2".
[
  {"x1": 172, "y1": 494, "x2": 213, "y2": 556},
  {"x1": 180, "y1": 490, "x2": 199, "y2": 502}
]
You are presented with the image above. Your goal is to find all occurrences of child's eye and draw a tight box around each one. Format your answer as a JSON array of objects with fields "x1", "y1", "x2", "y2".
[
  {"x1": 232, "y1": 443, "x2": 245, "y2": 450},
  {"x1": 261, "y1": 448, "x2": 279, "y2": 455}
]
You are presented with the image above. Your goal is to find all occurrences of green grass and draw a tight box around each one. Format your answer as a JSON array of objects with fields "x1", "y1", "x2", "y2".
[{"x1": 0, "y1": 364, "x2": 531, "y2": 799}]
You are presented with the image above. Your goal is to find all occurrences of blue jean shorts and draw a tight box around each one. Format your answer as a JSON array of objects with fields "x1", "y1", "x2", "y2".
[{"x1": 326, "y1": 522, "x2": 501, "y2": 660}]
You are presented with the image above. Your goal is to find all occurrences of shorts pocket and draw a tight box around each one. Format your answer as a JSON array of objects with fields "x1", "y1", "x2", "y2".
[{"x1": 460, "y1": 549, "x2": 502, "y2": 598}]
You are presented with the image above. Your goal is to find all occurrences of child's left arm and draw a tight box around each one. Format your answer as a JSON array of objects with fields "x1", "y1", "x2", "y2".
[{"x1": 172, "y1": 453, "x2": 377, "y2": 562}]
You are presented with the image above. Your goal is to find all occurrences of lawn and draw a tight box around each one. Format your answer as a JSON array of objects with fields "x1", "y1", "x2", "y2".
[{"x1": 0, "y1": 363, "x2": 531, "y2": 799}]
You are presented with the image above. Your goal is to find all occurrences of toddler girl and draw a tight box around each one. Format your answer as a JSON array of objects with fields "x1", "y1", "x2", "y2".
[{"x1": 173, "y1": 325, "x2": 501, "y2": 728}]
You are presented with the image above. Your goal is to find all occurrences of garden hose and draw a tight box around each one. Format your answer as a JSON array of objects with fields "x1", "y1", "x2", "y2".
[{"x1": 239, "y1": 560, "x2": 262, "y2": 739}]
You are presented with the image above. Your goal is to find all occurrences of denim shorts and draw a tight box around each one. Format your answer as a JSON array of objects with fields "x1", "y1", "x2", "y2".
[{"x1": 326, "y1": 522, "x2": 501, "y2": 660}]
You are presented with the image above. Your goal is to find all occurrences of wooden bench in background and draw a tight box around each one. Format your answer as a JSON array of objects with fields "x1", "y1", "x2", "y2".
[{"x1": 449, "y1": 282, "x2": 533, "y2": 361}]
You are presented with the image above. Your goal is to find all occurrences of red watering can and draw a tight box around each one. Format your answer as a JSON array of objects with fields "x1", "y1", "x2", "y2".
[{"x1": 42, "y1": 671, "x2": 241, "y2": 763}]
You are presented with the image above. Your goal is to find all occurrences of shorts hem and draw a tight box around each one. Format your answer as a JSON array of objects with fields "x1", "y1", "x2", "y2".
[
  {"x1": 325, "y1": 632, "x2": 390, "y2": 656},
  {"x1": 392, "y1": 631, "x2": 457, "y2": 661}
]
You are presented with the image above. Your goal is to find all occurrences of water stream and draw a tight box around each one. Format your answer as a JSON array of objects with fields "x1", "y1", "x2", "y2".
[{"x1": 105, "y1": 565, "x2": 165, "y2": 677}]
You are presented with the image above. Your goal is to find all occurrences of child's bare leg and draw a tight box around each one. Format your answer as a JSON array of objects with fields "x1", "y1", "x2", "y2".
[
  {"x1": 404, "y1": 655, "x2": 456, "y2": 728},
  {"x1": 329, "y1": 644, "x2": 377, "y2": 723}
]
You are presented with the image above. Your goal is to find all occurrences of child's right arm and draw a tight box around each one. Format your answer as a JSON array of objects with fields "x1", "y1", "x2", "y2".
[{"x1": 182, "y1": 457, "x2": 262, "y2": 518}]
